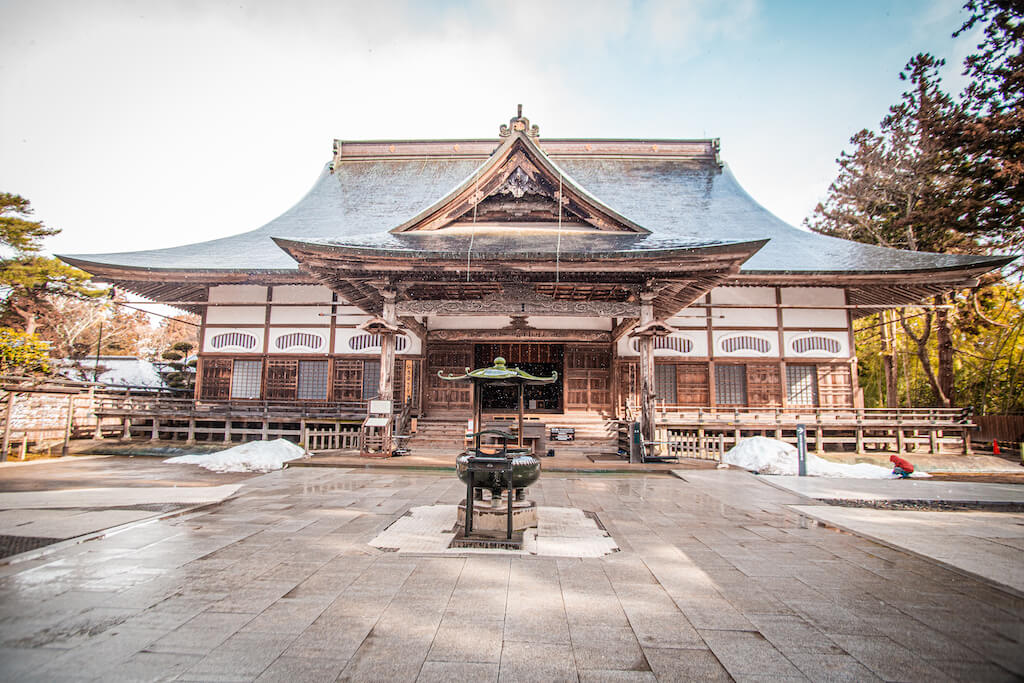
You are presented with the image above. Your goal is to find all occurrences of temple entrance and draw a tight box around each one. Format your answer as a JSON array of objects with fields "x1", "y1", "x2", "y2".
[{"x1": 475, "y1": 343, "x2": 563, "y2": 413}]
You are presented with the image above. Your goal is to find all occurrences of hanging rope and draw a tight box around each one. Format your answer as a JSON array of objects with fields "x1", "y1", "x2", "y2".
[{"x1": 555, "y1": 172, "x2": 563, "y2": 284}]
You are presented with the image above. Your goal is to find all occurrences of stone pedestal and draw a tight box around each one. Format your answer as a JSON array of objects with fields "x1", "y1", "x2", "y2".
[{"x1": 457, "y1": 495, "x2": 538, "y2": 533}]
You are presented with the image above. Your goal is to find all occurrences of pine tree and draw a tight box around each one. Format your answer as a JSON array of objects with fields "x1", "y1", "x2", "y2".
[{"x1": 0, "y1": 194, "x2": 105, "y2": 335}]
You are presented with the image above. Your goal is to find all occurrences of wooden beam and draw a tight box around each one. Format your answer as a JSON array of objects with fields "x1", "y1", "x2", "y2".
[
  {"x1": 611, "y1": 318, "x2": 639, "y2": 342},
  {"x1": 398, "y1": 315, "x2": 428, "y2": 340}
]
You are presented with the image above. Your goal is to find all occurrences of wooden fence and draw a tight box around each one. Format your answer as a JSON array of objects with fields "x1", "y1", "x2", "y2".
[
  {"x1": 972, "y1": 415, "x2": 1024, "y2": 445},
  {"x1": 654, "y1": 406, "x2": 974, "y2": 459}
]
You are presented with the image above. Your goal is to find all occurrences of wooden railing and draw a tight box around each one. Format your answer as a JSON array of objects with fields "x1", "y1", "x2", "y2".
[
  {"x1": 655, "y1": 406, "x2": 974, "y2": 457},
  {"x1": 92, "y1": 396, "x2": 366, "y2": 449}
]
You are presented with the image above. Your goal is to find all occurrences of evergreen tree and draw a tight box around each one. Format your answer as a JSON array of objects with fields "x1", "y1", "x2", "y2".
[
  {"x1": 0, "y1": 194, "x2": 105, "y2": 335},
  {"x1": 953, "y1": 0, "x2": 1024, "y2": 263}
]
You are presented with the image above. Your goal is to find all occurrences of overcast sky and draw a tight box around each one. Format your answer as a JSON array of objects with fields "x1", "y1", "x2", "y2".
[{"x1": 0, "y1": 0, "x2": 980, "y2": 259}]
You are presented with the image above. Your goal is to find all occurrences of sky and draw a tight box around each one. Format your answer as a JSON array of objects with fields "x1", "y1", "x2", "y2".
[{"x1": 0, "y1": 0, "x2": 983, "y2": 260}]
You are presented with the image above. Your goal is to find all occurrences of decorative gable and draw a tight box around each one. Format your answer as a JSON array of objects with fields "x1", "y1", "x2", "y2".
[{"x1": 390, "y1": 107, "x2": 648, "y2": 234}]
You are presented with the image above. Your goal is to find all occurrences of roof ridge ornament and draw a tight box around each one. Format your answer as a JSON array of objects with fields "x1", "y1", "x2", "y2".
[{"x1": 499, "y1": 104, "x2": 539, "y2": 138}]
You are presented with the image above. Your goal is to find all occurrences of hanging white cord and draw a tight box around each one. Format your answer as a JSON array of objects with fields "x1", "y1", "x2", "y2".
[
  {"x1": 467, "y1": 168, "x2": 480, "y2": 282},
  {"x1": 555, "y1": 172, "x2": 563, "y2": 283}
]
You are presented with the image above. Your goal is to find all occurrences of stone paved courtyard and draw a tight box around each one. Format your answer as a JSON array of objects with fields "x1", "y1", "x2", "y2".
[{"x1": 0, "y1": 466, "x2": 1022, "y2": 681}]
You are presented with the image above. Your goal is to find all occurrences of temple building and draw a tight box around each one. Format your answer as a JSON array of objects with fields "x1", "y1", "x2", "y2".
[{"x1": 61, "y1": 108, "x2": 1012, "y2": 447}]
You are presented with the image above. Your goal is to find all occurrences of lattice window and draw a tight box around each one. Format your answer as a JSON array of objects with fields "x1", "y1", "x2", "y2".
[
  {"x1": 265, "y1": 360, "x2": 297, "y2": 400},
  {"x1": 230, "y1": 360, "x2": 263, "y2": 399},
  {"x1": 200, "y1": 358, "x2": 231, "y2": 400},
  {"x1": 720, "y1": 335, "x2": 771, "y2": 354},
  {"x1": 209, "y1": 332, "x2": 258, "y2": 350},
  {"x1": 275, "y1": 332, "x2": 324, "y2": 351},
  {"x1": 786, "y1": 365, "x2": 818, "y2": 406},
  {"x1": 715, "y1": 364, "x2": 747, "y2": 405},
  {"x1": 333, "y1": 360, "x2": 363, "y2": 403},
  {"x1": 654, "y1": 364, "x2": 678, "y2": 404},
  {"x1": 348, "y1": 334, "x2": 408, "y2": 352},
  {"x1": 632, "y1": 336, "x2": 694, "y2": 353},
  {"x1": 298, "y1": 360, "x2": 329, "y2": 400},
  {"x1": 791, "y1": 336, "x2": 841, "y2": 355},
  {"x1": 362, "y1": 360, "x2": 380, "y2": 400}
]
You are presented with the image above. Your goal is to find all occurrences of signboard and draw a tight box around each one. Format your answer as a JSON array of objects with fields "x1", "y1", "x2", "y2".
[{"x1": 550, "y1": 427, "x2": 575, "y2": 441}]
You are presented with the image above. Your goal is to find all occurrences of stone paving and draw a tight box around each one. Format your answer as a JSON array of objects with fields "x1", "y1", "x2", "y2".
[
  {"x1": 761, "y1": 475, "x2": 1024, "y2": 504},
  {"x1": 0, "y1": 467, "x2": 1021, "y2": 681}
]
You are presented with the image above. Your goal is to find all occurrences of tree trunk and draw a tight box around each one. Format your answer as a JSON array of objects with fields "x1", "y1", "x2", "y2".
[
  {"x1": 899, "y1": 309, "x2": 948, "y2": 407},
  {"x1": 880, "y1": 311, "x2": 899, "y2": 408},
  {"x1": 935, "y1": 294, "x2": 955, "y2": 407}
]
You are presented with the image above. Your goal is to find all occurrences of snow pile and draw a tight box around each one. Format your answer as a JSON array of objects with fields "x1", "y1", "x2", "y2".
[
  {"x1": 164, "y1": 439, "x2": 308, "y2": 473},
  {"x1": 724, "y1": 437, "x2": 929, "y2": 479},
  {"x1": 59, "y1": 357, "x2": 169, "y2": 389}
]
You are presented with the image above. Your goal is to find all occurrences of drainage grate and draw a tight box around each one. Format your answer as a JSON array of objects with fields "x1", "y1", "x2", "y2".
[{"x1": 0, "y1": 535, "x2": 62, "y2": 560}]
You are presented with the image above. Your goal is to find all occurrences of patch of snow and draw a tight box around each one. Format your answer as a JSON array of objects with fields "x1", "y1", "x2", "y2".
[
  {"x1": 724, "y1": 436, "x2": 930, "y2": 479},
  {"x1": 58, "y1": 357, "x2": 168, "y2": 389},
  {"x1": 164, "y1": 439, "x2": 307, "y2": 473}
]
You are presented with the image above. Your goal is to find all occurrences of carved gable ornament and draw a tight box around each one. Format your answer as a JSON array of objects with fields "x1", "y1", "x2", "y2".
[{"x1": 389, "y1": 107, "x2": 648, "y2": 234}]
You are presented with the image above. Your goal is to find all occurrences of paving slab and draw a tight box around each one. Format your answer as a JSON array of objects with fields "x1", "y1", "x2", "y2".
[
  {"x1": 0, "y1": 467, "x2": 1018, "y2": 680},
  {"x1": 791, "y1": 505, "x2": 1024, "y2": 598},
  {"x1": 762, "y1": 476, "x2": 1024, "y2": 504}
]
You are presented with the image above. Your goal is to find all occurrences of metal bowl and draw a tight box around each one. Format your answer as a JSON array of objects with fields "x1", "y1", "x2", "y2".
[{"x1": 456, "y1": 452, "x2": 541, "y2": 495}]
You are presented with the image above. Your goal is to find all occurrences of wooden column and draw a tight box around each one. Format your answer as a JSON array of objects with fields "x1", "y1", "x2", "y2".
[
  {"x1": 638, "y1": 291, "x2": 656, "y2": 443},
  {"x1": 1, "y1": 392, "x2": 14, "y2": 462},
  {"x1": 378, "y1": 289, "x2": 398, "y2": 401},
  {"x1": 377, "y1": 288, "x2": 398, "y2": 455},
  {"x1": 61, "y1": 394, "x2": 75, "y2": 457}
]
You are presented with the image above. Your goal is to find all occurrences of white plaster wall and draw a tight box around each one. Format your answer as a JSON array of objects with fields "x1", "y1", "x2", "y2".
[
  {"x1": 202, "y1": 327, "x2": 265, "y2": 353},
  {"x1": 268, "y1": 328, "x2": 329, "y2": 354},
  {"x1": 783, "y1": 331, "x2": 850, "y2": 358},
  {"x1": 428, "y1": 316, "x2": 511, "y2": 330},
  {"x1": 668, "y1": 311, "x2": 709, "y2": 328},
  {"x1": 617, "y1": 331, "x2": 707, "y2": 358},
  {"x1": 270, "y1": 306, "x2": 332, "y2": 325},
  {"x1": 334, "y1": 315, "x2": 373, "y2": 325},
  {"x1": 781, "y1": 308, "x2": 849, "y2": 329},
  {"x1": 712, "y1": 331, "x2": 778, "y2": 358},
  {"x1": 527, "y1": 316, "x2": 611, "y2": 330},
  {"x1": 334, "y1": 328, "x2": 422, "y2": 355},
  {"x1": 711, "y1": 308, "x2": 778, "y2": 327},
  {"x1": 208, "y1": 285, "x2": 267, "y2": 303},
  {"x1": 272, "y1": 285, "x2": 333, "y2": 303},
  {"x1": 205, "y1": 306, "x2": 267, "y2": 325},
  {"x1": 709, "y1": 287, "x2": 775, "y2": 305},
  {"x1": 779, "y1": 287, "x2": 845, "y2": 307},
  {"x1": 617, "y1": 335, "x2": 639, "y2": 357}
]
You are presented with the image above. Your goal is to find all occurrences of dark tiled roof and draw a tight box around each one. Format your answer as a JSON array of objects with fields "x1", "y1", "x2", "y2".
[{"x1": 61, "y1": 147, "x2": 1012, "y2": 276}]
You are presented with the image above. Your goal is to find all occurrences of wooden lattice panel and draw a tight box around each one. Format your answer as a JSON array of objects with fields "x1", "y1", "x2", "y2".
[
  {"x1": 746, "y1": 363, "x2": 782, "y2": 407},
  {"x1": 535, "y1": 284, "x2": 632, "y2": 301},
  {"x1": 405, "y1": 283, "x2": 502, "y2": 300},
  {"x1": 200, "y1": 358, "x2": 231, "y2": 400},
  {"x1": 265, "y1": 360, "x2": 298, "y2": 401}
]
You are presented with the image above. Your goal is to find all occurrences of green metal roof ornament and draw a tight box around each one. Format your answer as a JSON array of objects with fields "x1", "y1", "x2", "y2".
[{"x1": 438, "y1": 356, "x2": 557, "y2": 384}]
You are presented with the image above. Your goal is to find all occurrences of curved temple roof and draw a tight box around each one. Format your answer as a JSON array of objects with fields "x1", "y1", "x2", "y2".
[{"x1": 61, "y1": 119, "x2": 1013, "y2": 283}]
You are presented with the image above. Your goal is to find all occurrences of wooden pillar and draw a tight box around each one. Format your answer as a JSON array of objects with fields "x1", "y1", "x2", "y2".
[
  {"x1": 186, "y1": 415, "x2": 196, "y2": 445},
  {"x1": 1, "y1": 392, "x2": 14, "y2": 462},
  {"x1": 377, "y1": 288, "x2": 398, "y2": 454},
  {"x1": 378, "y1": 289, "x2": 398, "y2": 400},
  {"x1": 61, "y1": 394, "x2": 75, "y2": 457},
  {"x1": 638, "y1": 291, "x2": 656, "y2": 443}
]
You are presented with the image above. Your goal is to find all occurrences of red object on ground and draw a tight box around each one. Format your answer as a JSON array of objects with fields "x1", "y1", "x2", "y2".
[
  {"x1": 993, "y1": 440, "x2": 1001, "y2": 456},
  {"x1": 889, "y1": 455, "x2": 915, "y2": 473}
]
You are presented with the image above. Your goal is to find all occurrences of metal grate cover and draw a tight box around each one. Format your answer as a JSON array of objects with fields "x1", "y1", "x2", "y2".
[{"x1": 0, "y1": 535, "x2": 62, "y2": 560}]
